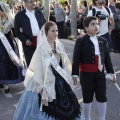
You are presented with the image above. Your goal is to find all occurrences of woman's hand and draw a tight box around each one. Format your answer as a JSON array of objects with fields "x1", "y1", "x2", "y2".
[
  {"x1": 73, "y1": 77, "x2": 78, "y2": 85},
  {"x1": 26, "y1": 39, "x2": 32, "y2": 46},
  {"x1": 39, "y1": 89, "x2": 43, "y2": 96},
  {"x1": 20, "y1": 27, "x2": 23, "y2": 32}
]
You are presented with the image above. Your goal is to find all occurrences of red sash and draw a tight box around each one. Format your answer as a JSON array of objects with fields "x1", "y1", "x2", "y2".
[
  {"x1": 79, "y1": 56, "x2": 104, "y2": 72},
  {"x1": 32, "y1": 36, "x2": 37, "y2": 46}
]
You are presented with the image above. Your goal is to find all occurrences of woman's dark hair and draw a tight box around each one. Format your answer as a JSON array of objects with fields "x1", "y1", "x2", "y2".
[
  {"x1": 83, "y1": 16, "x2": 97, "y2": 27},
  {"x1": 105, "y1": 0, "x2": 108, "y2": 6},
  {"x1": 64, "y1": 1, "x2": 69, "y2": 6},
  {"x1": 115, "y1": 2, "x2": 120, "y2": 9},
  {"x1": 0, "y1": 6, "x2": 3, "y2": 11},
  {"x1": 44, "y1": 21, "x2": 56, "y2": 35},
  {"x1": 92, "y1": 0, "x2": 97, "y2": 5},
  {"x1": 83, "y1": 1, "x2": 88, "y2": 7},
  {"x1": 67, "y1": 4, "x2": 71, "y2": 10}
]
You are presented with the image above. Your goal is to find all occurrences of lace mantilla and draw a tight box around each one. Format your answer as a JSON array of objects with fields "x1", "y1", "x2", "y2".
[{"x1": 0, "y1": 18, "x2": 12, "y2": 34}]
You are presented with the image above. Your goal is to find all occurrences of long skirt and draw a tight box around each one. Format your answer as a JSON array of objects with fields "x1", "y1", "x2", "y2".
[
  {"x1": 0, "y1": 32, "x2": 24, "y2": 84},
  {"x1": 13, "y1": 68, "x2": 84, "y2": 120}
]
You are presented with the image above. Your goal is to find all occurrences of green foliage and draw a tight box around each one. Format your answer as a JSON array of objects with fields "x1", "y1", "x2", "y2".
[
  {"x1": 59, "y1": 0, "x2": 66, "y2": 6},
  {"x1": 38, "y1": 0, "x2": 42, "y2": 4},
  {"x1": 0, "y1": 0, "x2": 8, "y2": 3}
]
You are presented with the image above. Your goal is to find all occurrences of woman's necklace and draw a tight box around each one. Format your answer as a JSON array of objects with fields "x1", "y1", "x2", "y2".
[{"x1": 52, "y1": 41, "x2": 56, "y2": 53}]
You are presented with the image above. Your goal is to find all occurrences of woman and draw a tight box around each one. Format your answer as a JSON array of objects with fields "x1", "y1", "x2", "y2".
[
  {"x1": 77, "y1": 1, "x2": 89, "y2": 29},
  {"x1": 0, "y1": 2, "x2": 24, "y2": 93},
  {"x1": 49, "y1": 4, "x2": 56, "y2": 23},
  {"x1": 13, "y1": 21, "x2": 84, "y2": 120},
  {"x1": 81, "y1": 1, "x2": 89, "y2": 17}
]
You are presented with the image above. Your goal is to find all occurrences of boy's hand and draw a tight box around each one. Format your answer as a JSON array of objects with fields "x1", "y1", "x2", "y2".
[
  {"x1": 106, "y1": 73, "x2": 117, "y2": 83},
  {"x1": 73, "y1": 77, "x2": 78, "y2": 85},
  {"x1": 26, "y1": 39, "x2": 32, "y2": 46},
  {"x1": 112, "y1": 75, "x2": 117, "y2": 83},
  {"x1": 20, "y1": 27, "x2": 23, "y2": 32}
]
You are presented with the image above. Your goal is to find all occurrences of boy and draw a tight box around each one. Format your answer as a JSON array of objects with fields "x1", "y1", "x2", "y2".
[{"x1": 72, "y1": 16, "x2": 116, "y2": 120}]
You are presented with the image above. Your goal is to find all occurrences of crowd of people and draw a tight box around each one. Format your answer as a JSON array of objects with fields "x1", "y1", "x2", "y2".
[{"x1": 0, "y1": 0, "x2": 119, "y2": 120}]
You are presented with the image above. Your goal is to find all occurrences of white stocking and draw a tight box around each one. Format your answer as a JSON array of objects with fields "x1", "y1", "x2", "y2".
[
  {"x1": 97, "y1": 102, "x2": 106, "y2": 120},
  {"x1": 83, "y1": 103, "x2": 91, "y2": 120}
]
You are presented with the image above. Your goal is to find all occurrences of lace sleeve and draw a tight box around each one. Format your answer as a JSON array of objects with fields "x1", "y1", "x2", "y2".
[{"x1": 34, "y1": 81, "x2": 43, "y2": 93}]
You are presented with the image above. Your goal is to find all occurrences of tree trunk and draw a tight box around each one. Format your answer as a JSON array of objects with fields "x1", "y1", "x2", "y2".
[
  {"x1": 69, "y1": 0, "x2": 71, "y2": 4},
  {"x1": 43, "y1": 0, "x2": 50, "y2": 22},
  {"x1": 70, "y1": 0, "x2": 77, "y2": 36}
]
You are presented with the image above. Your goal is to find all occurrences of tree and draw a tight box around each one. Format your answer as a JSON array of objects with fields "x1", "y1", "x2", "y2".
[
  {"x1": 70, "y1": 0, "x2": 77, "y2": 36},
  {"x1": 43, "y1": 0, "x2": 50, "y2": 21}
]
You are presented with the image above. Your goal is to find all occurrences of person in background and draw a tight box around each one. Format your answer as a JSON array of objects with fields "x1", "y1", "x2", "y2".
[
  {"x1": 111, "y1": 1, "x2": 120, "y2": 53},
  {"x1": 14, "y1": 0, "x2": 46, "y2": 66},
  {"x1": 36, "y1": 1, "x2": 43, "y2": 11},
  {"x1": 81, "y1": 1, "x2": 89, "y2": 17},
  {"x1": 78, "y1": 0, "x2": 89, "y2": 29},
  {"x1": 109, "y1": 0, "x2": 116, "y2": 13},
  {"x1": 49, "y1": 4, "x2": 56, "y2": 22},
  {"x1": 54, "y1": 2, "x2": 65, "y2": 38},
  {"x1": 0, "y1": 2, "x2": 24, "y2": 93},
  {"x1": 64, "y1": 0, "x2": 69, "y2": 9}
]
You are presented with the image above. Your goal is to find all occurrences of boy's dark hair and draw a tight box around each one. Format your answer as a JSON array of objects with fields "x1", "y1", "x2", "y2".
[
  {"x1": 92, "y1": 0, "x2": 97, "y2": 5},
  {"x1": 115, "y1": 2, "x2": 120, "y2": 9},
  {"x1": 83, "y1": 16, "x2": 97, "y2": 27}
]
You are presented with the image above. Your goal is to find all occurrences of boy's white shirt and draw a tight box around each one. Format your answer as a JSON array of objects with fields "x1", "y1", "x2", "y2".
[{"x1": 90, "y1": 36, "x2": 100, "y2": 55}]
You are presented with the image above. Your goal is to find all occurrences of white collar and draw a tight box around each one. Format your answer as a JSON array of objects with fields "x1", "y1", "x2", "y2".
[
  {"x1": 26, "y1": 8, "x2": 35, "y2": 14},
  {"x1": 90, "y1": 36, "x2": 98, "y2": 39}
]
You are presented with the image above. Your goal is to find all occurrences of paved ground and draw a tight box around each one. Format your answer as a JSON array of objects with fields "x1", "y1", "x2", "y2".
[{"x1": 0, "y1": 39, "x2": 120, "y2": 120}]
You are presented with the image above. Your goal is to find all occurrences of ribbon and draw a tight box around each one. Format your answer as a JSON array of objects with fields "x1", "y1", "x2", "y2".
[{"x1": 0, "y1": 31, "x2": 23, "y2": 68}]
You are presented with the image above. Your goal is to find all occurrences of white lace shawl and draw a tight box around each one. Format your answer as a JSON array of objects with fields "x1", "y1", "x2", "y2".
[
  {"x1": 0, "y1": 2, "x2": 14, "y2": 27},
  {"x1": 24, "y1": 26, "x2": 72, "y2": 104},
  {"x1": 0, "y1": 19, "x2": 12, "y2": 34},
  {"x1": 24, "y1": 40, "x2": 72, "y2": 103}
]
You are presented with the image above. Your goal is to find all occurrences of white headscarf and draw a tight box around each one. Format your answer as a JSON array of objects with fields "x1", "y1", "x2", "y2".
[
  {"x1": 35, "y1": 24, "x2": 72, "y2": 83},
  {"x1": 37, "y1": 25, "x2": 52, "y2": 51},
  {"x1": 0, "y1": 2, "x2": 14, "y2": 27}
]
